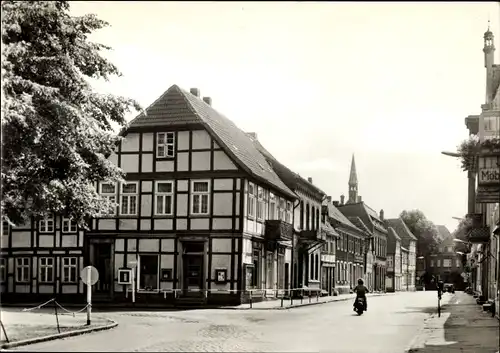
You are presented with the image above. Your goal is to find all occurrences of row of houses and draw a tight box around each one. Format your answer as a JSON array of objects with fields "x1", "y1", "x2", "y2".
[{"x1": 1, "y1": 85, "x2": 418, "y2": 307}]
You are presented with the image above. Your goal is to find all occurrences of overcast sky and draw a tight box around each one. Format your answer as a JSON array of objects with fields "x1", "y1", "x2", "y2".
[{"x1": 70, "y1": 1, "x2": 500, "y2": 233}]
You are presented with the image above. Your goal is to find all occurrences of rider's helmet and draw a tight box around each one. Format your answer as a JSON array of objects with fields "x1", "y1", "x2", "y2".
[{"x1": 357, "y1": 278, "x2": 364, "y2": 285}]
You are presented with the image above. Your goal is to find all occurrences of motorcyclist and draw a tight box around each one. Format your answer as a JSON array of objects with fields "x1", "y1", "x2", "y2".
[{"x1": 353, "y1": 278, "x2": 369, "y2": 311}]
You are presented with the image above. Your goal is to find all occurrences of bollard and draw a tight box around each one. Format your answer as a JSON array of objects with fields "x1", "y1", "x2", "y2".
[
  {"x1": 309, "y1": 293, "x2": 311, "y2": 303},
  {"x1": 281, "y1": 294, "x2": 284, "y2": 308},
  {"x1": 301, "y1": 290, "x2": 303, "y2": 304},
  {"x1": 0, "y1": 320, "x2": 9, "y2": 343},
  {"x1": 290, "y1": 289, "x2": 294, "y2": 306},
  {"x1": 249, "y1": 292, "x2": 253, "y2": 309},
  {"x1": 317, "y1": 291, "x2": 319, "y2": 302},
  {"x1": 54, "y1": 301, "x2": 61, "y2": 334}
]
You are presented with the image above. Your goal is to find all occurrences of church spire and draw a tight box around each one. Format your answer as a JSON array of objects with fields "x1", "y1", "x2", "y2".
[{"x1": 348, "y1": 154, "x2": 358, "y2": 203}]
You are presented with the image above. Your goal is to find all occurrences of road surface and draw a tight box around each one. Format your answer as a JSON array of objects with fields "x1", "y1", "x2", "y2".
[{"x1": 12, "y1": 291, "x2": 451, "y2": 353}]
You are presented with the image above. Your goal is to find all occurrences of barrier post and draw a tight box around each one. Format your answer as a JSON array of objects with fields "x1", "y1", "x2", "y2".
[
  {"x1": 54, "y1": 301, "x2": 61, "y2": 334},
  {"x1": 301, "y1": 289, "x2": 303, "y2": 304},
  {"x1": 249, "y1": 290, "x2": 253, "y2": 309},
  {"x1": 281, "y1": 291, "x2": 284, "y2": 308},
  {"x1": 309, "y1": 292, "x2": 311, "y2": 303},
  {"x1": 290, "y1": 289, "x2": 293, "y2": 306},
  {"x1": 317, "y1": 291, "x2": 319, "y2": 302},
  {"x1": 0, "y1": 320, "x2": 9, "y2": 343}
]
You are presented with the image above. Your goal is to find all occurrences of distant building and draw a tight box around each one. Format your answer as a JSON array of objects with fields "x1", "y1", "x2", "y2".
[
  {"x1": 386, "y1": 227, "x2": 402, "y2": 292},
  {"x1": 429, "y1": 228, "x2": 465, "y2": 290},
  {"x1": 386, "y1": 218, "x2": 417, "y2": 291},
  {"x1": 338, "y1": 155, "x2": 388, "y2": 292}
]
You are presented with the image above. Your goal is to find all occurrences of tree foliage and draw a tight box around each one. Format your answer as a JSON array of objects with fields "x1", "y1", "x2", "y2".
[
  {"x1": 2, "y1": 1, "x2": 140, "y2": 227},
  {"x1": 399, "y1": 209, "x2": 440, "y2": 256}
]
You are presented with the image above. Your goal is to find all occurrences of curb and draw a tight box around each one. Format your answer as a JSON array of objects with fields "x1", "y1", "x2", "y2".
[
  {"x1": 1, "y1": 320, "x2": 118, "y2": 350},
  {"x1": 223, "y1": 293, "x2": 388, "y2": 310}
]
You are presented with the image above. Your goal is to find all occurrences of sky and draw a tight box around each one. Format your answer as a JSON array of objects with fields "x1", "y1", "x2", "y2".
[{"x1": 70, "y1": 1, "x2": 500, "y2": 233}]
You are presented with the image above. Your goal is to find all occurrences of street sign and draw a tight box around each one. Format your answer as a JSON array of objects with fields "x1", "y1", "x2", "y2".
[
  {"x1": 80, "y1": 266, "x2": 99, "y2": 286},
  {"x1": 118, "y1": 268, "x2": 132, "y2": 285}
]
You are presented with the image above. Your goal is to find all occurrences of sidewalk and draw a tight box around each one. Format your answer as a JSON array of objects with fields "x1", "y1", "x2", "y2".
[
  {"x1": 222, "y1": 292, "x2": 389, "y2": 310},
  {"x1": 406, "y1": 292, "x2": 500, "y2": 353},
  {"x1": 1, "y1": 304, "x2": 115, "y2": 349}
]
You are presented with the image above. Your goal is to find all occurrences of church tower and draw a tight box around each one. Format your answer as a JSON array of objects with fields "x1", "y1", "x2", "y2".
[
  {"x1": 483, "y1": 22, "x2": 496, "y2": 103},
  {"x1": 348, "y1": 154, "x2": 358, "y2": 204}
]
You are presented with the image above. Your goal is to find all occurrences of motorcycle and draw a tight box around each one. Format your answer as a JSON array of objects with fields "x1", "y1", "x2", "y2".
[{"x1": 353, "y1": 297, "x2": 365, "y2": 315}]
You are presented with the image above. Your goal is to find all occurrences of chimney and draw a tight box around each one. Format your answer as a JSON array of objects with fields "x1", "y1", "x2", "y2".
[
  {"x1": 326, "y1": 196, "x2": 332, "y2": 203},
  {"x1": 357, "y1": 196, "x2": 362, "y2": 202},
  {"x1": 246, "y1": 132, "x2": 257, "y2": 140},
  {"x1": 380, "y1": 209, "x2": 384, "y2": 220},
  {"x1": 203, "y1": 97, "x2": 212, "y2": 106},
  {"x1": 332, "y1": 201, "x2": 340, "y2": 207},
  {"x1": 308, "y1": 177, "x2": 313, "y2": 184},
  {"x1": 340, "y1": 194, "x2": 345, "y2": 205},
  {"x1": 190, "y1": 88, "x2": 200, "y2": 97}
]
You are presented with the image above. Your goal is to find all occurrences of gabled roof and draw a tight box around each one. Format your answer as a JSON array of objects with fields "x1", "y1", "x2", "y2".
[
  {"x1": 126, "y1": 85, "x2": 295, "y2": 199},
  {"x1": 386, "y1": 227, "x2": 401, "y2": 253},
  {"x1": 322, "y1": 220, "x2": 340, "y2": 238},
  {"x1": 338, "y1": 202, "x2": 387, "y2": 234},
  {"x1": 347, "y1": 216, "x2": 372, "y2": 236},
  {"x1": 322, "y1": 201, "x2": 357, "y2": 230},
  {"x1": 252, "y1": 138, "x2": 326, "y2": 199},
  {"x1": 385, "y1": 218, "x2": 417, "y2": 247},
  {"x1": 435, "y1": 225, "x2": 452, "y2": 241}
]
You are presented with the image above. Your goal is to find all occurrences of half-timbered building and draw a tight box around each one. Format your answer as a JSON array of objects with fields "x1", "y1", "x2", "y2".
[
  {"x1": 2, "y1": 85, "x2": 298, "y2": 307},
  {"x1": 1, "y1": 216, "x2": 86, "y2": 302}
]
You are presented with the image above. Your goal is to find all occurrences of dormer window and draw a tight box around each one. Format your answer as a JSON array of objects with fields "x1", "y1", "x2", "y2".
[{"x1": 157, "y1": 132, "x2": 175, "y2": 158}]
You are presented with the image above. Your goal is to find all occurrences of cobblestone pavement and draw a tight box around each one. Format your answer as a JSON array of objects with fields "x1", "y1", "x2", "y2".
[{"x1": 12, "y1": 291, "x2": 455, "y2": 353}]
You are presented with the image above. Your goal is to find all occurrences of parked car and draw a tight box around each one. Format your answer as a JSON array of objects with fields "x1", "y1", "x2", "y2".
[{"x1": 444, "y1": 283, "x2": 455, "y2": 293}]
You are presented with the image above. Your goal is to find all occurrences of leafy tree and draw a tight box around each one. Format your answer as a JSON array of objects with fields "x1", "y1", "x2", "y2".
[
  {"x1": 399, "y1": 209, "x2": 440, "y2": 256},
  {"x1": 2, "y1": 1, "x2": 140, "y2": 228}
]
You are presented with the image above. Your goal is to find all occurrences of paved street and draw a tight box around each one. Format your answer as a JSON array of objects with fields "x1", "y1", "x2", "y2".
[{"x1": 8, "y1": 292, "x2": 461, "y2": 353}]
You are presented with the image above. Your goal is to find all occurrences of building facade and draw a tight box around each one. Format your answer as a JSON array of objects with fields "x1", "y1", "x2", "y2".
[
  {"x1": 401, "y1": 246, "x2": 409, "y2": 290},
  {"x1": 386, "y1": 227, "x2": 402, "y2": 292},
  {"x1": 320, "y1": 201, "x2": 341, "y2": 295},
  {"x1": 252, "y1": 138, "x2": 327, "y2": 297},
  {"x1": 428, "y1": 233, "x2": 465, "y2": 290},
  {"x1": 462, "y1": 27, "x2": 500, "y2": 318},
  {"x1": 386, "y1": 218, "x2": 417, "y2": 291},
  {"x1": 325, "y1": 197, "x2": 369, "y2": 294},
  {"x1": 1, "y1": 85, "x2": 301, "y2": 307}
]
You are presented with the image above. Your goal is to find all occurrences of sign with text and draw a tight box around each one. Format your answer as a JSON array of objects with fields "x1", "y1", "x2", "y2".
[{"x1": 478, "y1": 168, "x2": 500, "y2": 185}]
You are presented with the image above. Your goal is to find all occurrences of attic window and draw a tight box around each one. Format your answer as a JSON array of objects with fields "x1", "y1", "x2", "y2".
[{"x1": 157, "y1": 132, "x2": 175, "y2": 158}]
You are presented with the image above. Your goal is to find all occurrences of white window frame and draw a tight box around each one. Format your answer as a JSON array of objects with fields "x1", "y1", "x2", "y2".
[
  {"x1": 0, "y1": 258, "x2": 5, "y2": 282},
  {"x1": 100, "y1": 182, "x2": 117, "y2": 216},
  {"x1": 62, "y1": 217, "x2": 77, "y2": 233},
  {"x1": 285, "y1": 201, "x2": 292, "y2": 224},
  {"x1": 256, "y1": 186, "x2": 265, "y2": 220},
  {"x1": 191, "y1": 180, "x2": 210, "y2": 215},
  {"x1": 15, "y1": 257, "x2": 30, "y2": 283},
  {"x1": 279, "y1": 198, "x2": 286, "y2": 221},
  {"x1": 156, "y1": 132, "x2": 175, "y2": 158},
  {"x1": 61, "y1": 257, "x2": 78, "y2": 283},
  {"x1": 269, "y1": 193, "x2": 277, "y2": 220},
  {"x1": 39, "y1": 216, "x2": 54, "y2": 233},
  {"x1": 155, "y1": 181, "x2": 174, "y2": 216},
  {"x1": 247, "y1": 182, "x2": 256, "y2": 218},
  {"x1": 120, "y1": 182, "x2": 138, "y2": 216},
  {"x1": 39, "y1": 257, "x2": 55, "y2": 283},
  {"x1": 442, "y1": 259, "x2": 452, "y2": 268}
]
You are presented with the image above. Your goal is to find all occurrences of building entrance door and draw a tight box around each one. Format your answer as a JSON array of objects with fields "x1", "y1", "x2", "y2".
[
  {"x1": 182, "y1": 242, "x2": 205, "y2": 297},
  {"x1": 90, "y1": 242, "x2": 113, "y2": 297}
]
